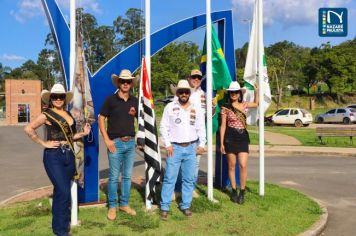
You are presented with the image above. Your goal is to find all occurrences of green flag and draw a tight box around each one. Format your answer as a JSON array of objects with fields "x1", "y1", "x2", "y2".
[{"x1": 200, "y1": 26, "x2": 232, "y2": 132}]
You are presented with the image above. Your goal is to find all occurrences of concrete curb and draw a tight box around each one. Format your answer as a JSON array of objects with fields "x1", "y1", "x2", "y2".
[
  {"x1": 249, "y1": 145, "x2": 356, "y2": 157},
  {"x1": 298, "y1": 198, "x2": 328, "y2": 236},
  {"x1": 0, "y1": 185, "x2": 53, "y2": 207}
]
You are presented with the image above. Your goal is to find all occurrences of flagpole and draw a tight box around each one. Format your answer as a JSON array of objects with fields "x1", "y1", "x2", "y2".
[
  {"x1": 206, "y1": 0, "x2": 214, "y2": 201},
  {"x1": 257, "y1": 0, "x2": 265, "y2": 196},
  {"x1": 70, "y1": 0, "x2": 79, "y2": 226},
  {"x1": 145, "y1": 0, "x2": 152, "y2": 209}
]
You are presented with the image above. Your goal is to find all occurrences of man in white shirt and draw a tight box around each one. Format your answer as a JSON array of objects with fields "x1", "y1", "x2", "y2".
[
  {"x1": 160, "y1": 80, "x2": 206, "y2": 220},
  {"x1": 174, "y1": 69, "x2": 206, "y2": 198}
]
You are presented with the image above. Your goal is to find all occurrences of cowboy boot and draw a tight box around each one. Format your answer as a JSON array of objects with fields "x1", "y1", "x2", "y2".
[
  {"x1": 230, "y1": 188, "x2": 238, "y2": 203},
  {"x1": 237, "y1": 189, "x2": 245, "y2": 204}
]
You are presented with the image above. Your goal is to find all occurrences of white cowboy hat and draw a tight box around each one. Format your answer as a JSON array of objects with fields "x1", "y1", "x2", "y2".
[
  {"x1": 111, "y1": 69, "x2": 138, "y2": 87},
  {"x1": 41, "y1": 84, "x2": 73, "y2": 104},
  {"x1": 226, "y1": 81, "x2": 246, "y2": 93},
  {"x1": 170, "y1": 79, "x2": 192, "y2": 94}
]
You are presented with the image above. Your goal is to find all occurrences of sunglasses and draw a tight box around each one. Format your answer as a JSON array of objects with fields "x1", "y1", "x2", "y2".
[
  {"x1": 229, "y1": 90, "x2": 240, "y2": 94},
  {"x1": 50, "y1": 94, "x2": 66, "y2": 101},
  {"x1": 118, "y1": 79, "x2": 133, "y2": 84},
  {"x1": 190, "y1": 75, "x2": 202, "y2": 80},
  {"x1": 178, "y1": 89, "x2": 191, "y2": 95}
]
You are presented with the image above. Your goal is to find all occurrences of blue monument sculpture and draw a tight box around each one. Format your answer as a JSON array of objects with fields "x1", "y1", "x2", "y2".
[{"x1": 41, "y1": 0, "x2": 238, "y2": 203}]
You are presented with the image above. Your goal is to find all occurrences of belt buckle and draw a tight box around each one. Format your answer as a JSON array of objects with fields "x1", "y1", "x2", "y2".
[
  {"x1": 120, "y1": 136, "x2": 131, "y2": 142},
  {"x1": 236, "y1": 128, "x2": 244, "y2": 134},
  {"x1": 60, "y1": 144, "x2": 69, "y2": 153}
]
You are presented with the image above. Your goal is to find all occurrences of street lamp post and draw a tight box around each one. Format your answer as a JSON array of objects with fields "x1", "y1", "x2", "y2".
[{"x1": 242, "y1": 18, "x2": 251, "y2": 39}]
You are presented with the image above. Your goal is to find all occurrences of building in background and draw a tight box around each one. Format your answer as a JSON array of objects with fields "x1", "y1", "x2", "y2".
[{"x1": 5, "y1": 80, "x2": 41, "y2": 125}]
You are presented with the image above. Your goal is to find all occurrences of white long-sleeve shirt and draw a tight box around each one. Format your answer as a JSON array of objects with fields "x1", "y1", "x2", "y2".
[
  {"x1": 160, "y1": 100, "x2": 206, "y2": 148},
  {"x1": 190, "y1": 87, "x2": 206, "y2": 116}
]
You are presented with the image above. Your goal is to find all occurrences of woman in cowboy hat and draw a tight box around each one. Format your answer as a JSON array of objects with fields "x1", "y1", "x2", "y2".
[
  {"x1": 220, "y1": 81, "x2": 258, "y2": 204},
  {"x1": 24, "y1": 83, "x2": 91, "y2": 236}
]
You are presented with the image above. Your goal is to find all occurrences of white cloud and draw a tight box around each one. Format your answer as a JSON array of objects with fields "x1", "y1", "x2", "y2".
[
  {"x1": 1, "y1": 54, "x2": 27, "y2": 61},
  {"x1": 231, "y1": 0, "x2": 351, "y2": 27},
  {"x1": 57, "y1": 0, "x2": 102, "y2": 14},
  {"x1": 10, "y1": 0, "x2": 43, "y2": 23},
  {"x1": 11, "y1": 0, "x2": 101, "y2": 23}
]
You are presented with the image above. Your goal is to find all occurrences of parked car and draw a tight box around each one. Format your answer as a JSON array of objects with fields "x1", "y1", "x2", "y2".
[
  {"x1": 162, "y1": 95, "x2": 175, "y2": 104},
  {"x1": 315, "y1": 107, "x2": 356, "y2": 124},
  {"x1": 257, "y1": 109, "x2": 281, "y2": 126},
  {"x1": 271, "y1": 108, "x2": 313, "y2": 127},
  {"x1": 347, "y1": 104, "x2": 356, "y2": 109}
]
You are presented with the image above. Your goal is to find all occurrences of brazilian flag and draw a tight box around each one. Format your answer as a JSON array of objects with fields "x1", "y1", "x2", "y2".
[{"x1": 200, "y1": 25, "x2": 232, "y2": 132}]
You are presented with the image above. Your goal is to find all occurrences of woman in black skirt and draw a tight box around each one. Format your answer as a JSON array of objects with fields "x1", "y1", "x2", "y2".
[{"x1": 220, "y1": 81, "x2": 258, "y2": 204}]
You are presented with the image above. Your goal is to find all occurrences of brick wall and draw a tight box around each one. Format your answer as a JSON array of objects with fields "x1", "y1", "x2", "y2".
[{"x1": 5, "y1": 80, "x2": 42, "y2": 125}]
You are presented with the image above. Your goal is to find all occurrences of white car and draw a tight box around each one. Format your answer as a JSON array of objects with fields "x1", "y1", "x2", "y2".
[
  {"x1": 315, "y1": 108, "x2": 356, "y2": 124},
  {"x1": 272, "y1": 108, "x2": 313, "y2": 127}
]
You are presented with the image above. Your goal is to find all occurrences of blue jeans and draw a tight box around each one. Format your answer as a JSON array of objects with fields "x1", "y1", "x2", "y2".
[
  {"x1": 161, "y1": 143, "x2": 196, "y2": 211},
  {"x1": 174, "y1": 154, "x2": 201, "y2": 192},
  {"x1": 43, "y1": 147, "x2": 75, "y2": 236},
  {"x1": 107, "y1": 139, "x2": 135, "y2": 208}
]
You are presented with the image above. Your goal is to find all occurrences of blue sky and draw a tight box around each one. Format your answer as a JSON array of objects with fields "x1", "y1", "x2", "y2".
[{"x1": 0, "y1": 0, "x2": 355, "y2": 69}]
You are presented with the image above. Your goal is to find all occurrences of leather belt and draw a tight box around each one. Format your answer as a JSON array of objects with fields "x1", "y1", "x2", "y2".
[
  {"x1": 118, "y1": 136, "x2": 134, "y2": 142},
  {"x1": 172, "y1": 140, "x2": 197, "y2": 147}
]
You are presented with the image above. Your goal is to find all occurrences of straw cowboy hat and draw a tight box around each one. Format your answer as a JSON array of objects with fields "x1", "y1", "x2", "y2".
[
  {"x1": 111, "y1": 69, "x2": 138, "y2": 87},
  {"x1": 226, "y1": 81, "x2": 246, "y2": 93},
  {"x1": 41, "y1": 84, "x2": 73, "y2": 104},
  {"x1": 40, "y1": 89, "x2": 50, "y2": 104},
  {"x1": 190, "y1": 69, "x2": 202, "y2": 78},
  {"x1": 170, "y1": 79, "x2": 192, "y2": 94}
]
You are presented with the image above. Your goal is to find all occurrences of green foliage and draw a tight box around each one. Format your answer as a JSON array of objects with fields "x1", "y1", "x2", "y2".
[
  {"x1": 151, "y1": 42, "x2": 200, "y2": 95},
  {"x1": 113, "y1": 8, "x2": 145, "y2": 51},
  {"x1": 236, "y1": 39, "x2": 356, "y2": 106}
]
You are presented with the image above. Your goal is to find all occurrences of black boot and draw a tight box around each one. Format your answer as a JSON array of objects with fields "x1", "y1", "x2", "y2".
[
  {"x1": 230, "y1": 188, "x2": 238, "y2": 203},
  {"x1": 237, "y1": 189, "x2": 245, "y2": 204}
]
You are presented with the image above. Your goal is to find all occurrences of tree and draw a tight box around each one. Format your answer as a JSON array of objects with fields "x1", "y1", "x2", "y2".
[
  {"x1": 37, "y1": 49, "x2": 58, "y2": 89},
  {"x1": 0, "y1": 63, "x2": 12, "y2": 91},
  {"x1": 113, "y1": 8, "x2": 144, "y2": 51},
  {"x1": 266, "y1": 41, "x2": 305, "y2": 102},
  {"x1": 151, "y1": 42, "x2": 200, "y2": 95}
]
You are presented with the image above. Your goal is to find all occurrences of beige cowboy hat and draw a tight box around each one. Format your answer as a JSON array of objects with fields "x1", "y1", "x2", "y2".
[
  {"x1": 190, "y1": 69, "x2": 202, "y2": 78},
  {"x1": 170, "y1": 79, "x2": 193, "y2": 94},
  {"x1": 226, "y1": 81, "x2": 246, "y2": 93},
  {"x1": 111, "y1": 69, "x2": 138, "y2": 87},
  {"x1": 41, "y1": 84, "x2": 73, "y2": 104}
]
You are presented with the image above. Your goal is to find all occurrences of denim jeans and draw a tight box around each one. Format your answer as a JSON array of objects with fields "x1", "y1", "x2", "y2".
[
  {"x1": 43, "y1": 147, "x2": 75, "y2": 236},
  {"x1": 107, "y1": 138, "x2": 135, "y2": 208},
  {"x1": 161, "y1": 143, "x2": 196, "y2": 211},
  {"x1": 174, "y1": 154, "x2": 201, "y2": 192}
]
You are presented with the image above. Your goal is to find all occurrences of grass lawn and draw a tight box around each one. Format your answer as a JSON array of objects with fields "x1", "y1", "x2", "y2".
[
  {"x1": 249, "y1": 126, "x2": 356, "y2": 148},
  {"x1": 0, "y1": 181, "x2": 321, "y2": 236}
]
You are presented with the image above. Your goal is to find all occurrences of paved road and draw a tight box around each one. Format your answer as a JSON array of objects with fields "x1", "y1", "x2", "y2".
[{"x1": 1, "y1": 126, "x2": 356, "y2": 235}]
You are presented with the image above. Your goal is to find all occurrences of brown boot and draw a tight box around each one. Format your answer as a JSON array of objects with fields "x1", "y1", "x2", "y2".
[
  {"x1": 107, "y1": 208, "x2": 116, "y2": 220},
  {"x1": 119, "y1": 206, "x2": 137, "y2": 216}
]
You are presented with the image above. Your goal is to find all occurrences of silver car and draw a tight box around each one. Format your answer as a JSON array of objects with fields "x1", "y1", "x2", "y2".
[
  {"x1": 347, "y1": 104, "x2": 356, "y2": 109},
  {"x1": 315, "y1": 108, "x2": 356, "y2": 124}
]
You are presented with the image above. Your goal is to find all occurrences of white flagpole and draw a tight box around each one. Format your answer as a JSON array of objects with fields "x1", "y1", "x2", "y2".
[
  {"x1": 70, "y1": 0, "x2": 79, "y2": 226},
  {"x1": 206, "y1": 0, "x2": 214, "y2": 201},
  {"x1": 145, "y1": 0, "x2": 152, "y2": 209},
  {"x1": 257, "y1": 0, "x2": 265, "y2": 196}
]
